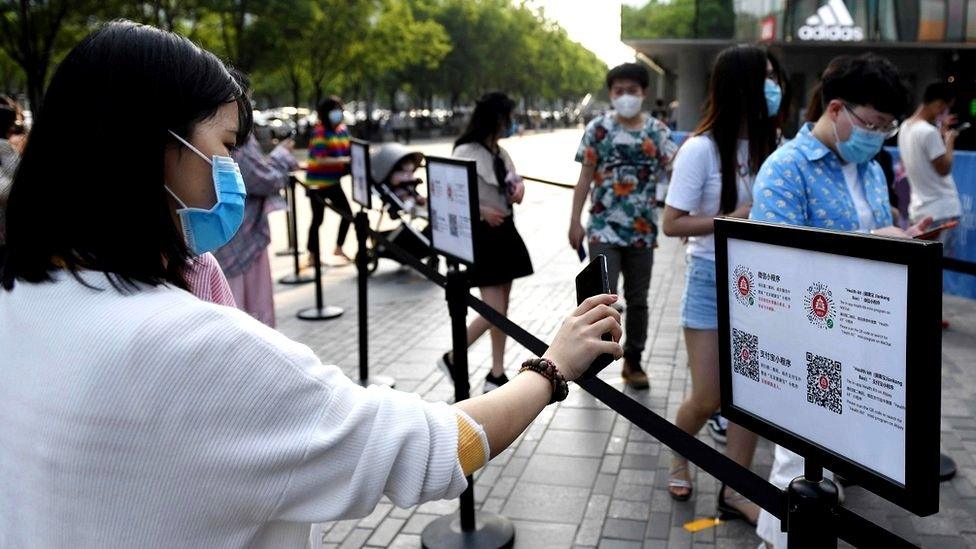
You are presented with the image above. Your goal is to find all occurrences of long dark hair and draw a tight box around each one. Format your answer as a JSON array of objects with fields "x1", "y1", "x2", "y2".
[
  {"x1": 2, "y1": 20, "x2": 252, "y2": 292},
  {"x1": 454, "y1": 92, "x2": 515, "y2": 151},
  {"x1": 694, "y1": 45, "x2": 779, "y2": 214}
]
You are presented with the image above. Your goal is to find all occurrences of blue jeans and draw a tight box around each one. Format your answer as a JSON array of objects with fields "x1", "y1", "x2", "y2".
[{"x1": 680, "y1": 255, "x2": 717, "y2": 330}]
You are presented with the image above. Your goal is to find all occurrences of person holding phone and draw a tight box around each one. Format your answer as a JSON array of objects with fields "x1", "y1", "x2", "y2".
[
  {"x1": 661, "y1": 46, "x2": 783, "y2": 522},
  {"x1": 305, "y1": 95, "x2": 354, "y2": 266},
  {"x1": 442, "y1": 92, "x2": 532, "y2": 393},
  {"x1": 0, "y1": 21, "x2": 624, "y2": 548},
  {"x1": 898, "y1": 82, "x2": 962, "y2": 328},
  {"x1": 750, "y1": 54, "x2": 930, "y2": 549}
]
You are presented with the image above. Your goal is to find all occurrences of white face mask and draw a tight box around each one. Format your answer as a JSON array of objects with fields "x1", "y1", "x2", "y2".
[{"x1": 612, "y1": 94, "x2": 643, "y2": 118}]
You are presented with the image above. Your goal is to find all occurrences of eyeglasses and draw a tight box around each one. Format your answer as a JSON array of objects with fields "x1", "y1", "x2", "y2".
[{"x1": 843, "y1": 103, "x2": 899, "y2": 138}]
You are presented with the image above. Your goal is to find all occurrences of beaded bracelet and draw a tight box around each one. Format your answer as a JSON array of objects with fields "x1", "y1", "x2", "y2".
[{"x1": 519, "y1": 357, "x2": 569, "y2": 404}]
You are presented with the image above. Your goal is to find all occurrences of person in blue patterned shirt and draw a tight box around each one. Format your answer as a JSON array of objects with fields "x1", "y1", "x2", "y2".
[
  {"x1": 569, "y1": 63, "x2": 677, "y2": 390},
  {"x1": 751, "y1": 54, "x2": 933, "y2": 549},
  {"x1": 752, "y1": 54, "x2": 930, "y2": 238}
]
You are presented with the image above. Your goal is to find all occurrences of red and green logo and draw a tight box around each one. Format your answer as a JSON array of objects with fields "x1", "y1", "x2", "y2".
[
  {"x1": 804, "y1": 282, "x2": 835, "y2": 329},
  {"x1": 732, "y1": 265, "x2": 755, "y2": 306}
]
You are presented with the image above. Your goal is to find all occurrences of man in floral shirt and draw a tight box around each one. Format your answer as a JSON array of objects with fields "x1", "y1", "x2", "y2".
[{"x1": 569, "y1": 63, "x2": 677, "y2": 389}]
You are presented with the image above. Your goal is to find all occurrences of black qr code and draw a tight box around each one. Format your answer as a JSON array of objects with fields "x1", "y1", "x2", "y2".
[
  {"x1": 732, "y1": 328, "x2": 759, "y2": 382},
  {"x1": 806, "y1": 352, "x2": 842, "y2": 414},
  {"x1": 449, "y1": 214, "x2": 459, "y2": 236}
]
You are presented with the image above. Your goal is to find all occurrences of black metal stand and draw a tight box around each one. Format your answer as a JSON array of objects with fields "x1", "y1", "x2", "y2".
[
  {"x1": 275, "y1": 183, "x2": 297, "y2": 257},
  {"x1": 785, "y1": 460, "x2": 839, "y2": 549},
  {"x1": 354, "y1": 210, "x2": 394, "y2": 388},
  {"x1": 297, "y1": 191, "x2": 343, "y2": 321},
  {"x1": 279, "y1": 176, "x2": 315, "y2": 285},
  {"x1": 422, "y1": 264, "x2": 515, "y2": 549},
  {"x1": 940, "y1": 452, "x2": 957, "y2": 481}
]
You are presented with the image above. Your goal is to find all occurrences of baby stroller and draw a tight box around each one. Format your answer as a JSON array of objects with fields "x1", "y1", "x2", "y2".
[{"x1": 364, "y1": 143, "x2": 439, "y2": 275}]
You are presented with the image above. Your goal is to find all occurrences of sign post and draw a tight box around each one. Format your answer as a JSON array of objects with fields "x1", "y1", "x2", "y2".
[
  {"x1": 350, "y1": 139, "x2": 394, "y2": 388},
  {"x1": 714, "y1": 218, "x2": 942, "y2": 539},
  {"x1": 421, "y1": 156, "x2": 514, "y2": 549}
]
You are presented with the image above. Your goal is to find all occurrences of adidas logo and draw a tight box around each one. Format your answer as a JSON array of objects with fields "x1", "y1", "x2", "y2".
[{"x1": 798, "y1": 0, "x2": 864, "y2": 41}]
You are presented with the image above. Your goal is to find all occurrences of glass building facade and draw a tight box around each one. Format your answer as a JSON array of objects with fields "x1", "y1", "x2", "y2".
[{"x1": 730, "y1": 0, "x2": 976, "y2": 43}]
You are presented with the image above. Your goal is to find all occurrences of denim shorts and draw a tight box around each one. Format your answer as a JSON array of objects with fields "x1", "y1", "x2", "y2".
[{"x1": 680, "y1": 255, "x2": 718, "y2": 330}]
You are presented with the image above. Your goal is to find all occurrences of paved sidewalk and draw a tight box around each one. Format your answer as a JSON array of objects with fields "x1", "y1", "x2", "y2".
[{"x1": 265, "y1": 130, "x2": 976, "y2": 548}]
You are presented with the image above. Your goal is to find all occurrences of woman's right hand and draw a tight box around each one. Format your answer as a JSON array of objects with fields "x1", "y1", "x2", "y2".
[
  {"x1": 544, "y1": 295, "x2": 623, "y2": 381},
  {"x1": 568, "y1": 220, "x2": 586, "y2": 249},
  {"x1": 480, "y1": 206, "x2": 506, "y2": 227}
]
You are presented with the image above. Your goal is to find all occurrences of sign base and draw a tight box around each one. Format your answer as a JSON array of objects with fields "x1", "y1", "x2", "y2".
[
  {"x1": 421, "y1": 511, "x2": 514, "y2": 549},
  {"x1": 297, "y1": 306, "x2": 344, "y2": 321},
  {"x1": 278, "y1": 272, "x2": 315, "y2": 285},
  {"x1": 940, "y1": 452, "x2": 957, "y2": 482},
  {"x1": 357, "y1": 375, "x2": 395, "y2": 389}
]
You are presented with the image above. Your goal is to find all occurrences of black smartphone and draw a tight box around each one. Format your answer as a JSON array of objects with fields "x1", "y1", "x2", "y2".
[
  {"x1": 575, "y1": 255, "x2": 615, "y2": 378},
  {"x1": 576, "y1": 245, "x2": 587, "y2": 262}
]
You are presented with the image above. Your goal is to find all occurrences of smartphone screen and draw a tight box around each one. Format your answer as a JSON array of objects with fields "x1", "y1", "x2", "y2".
[{"x1": 575, "y1": 255, "x2": 615, "y2": 378}]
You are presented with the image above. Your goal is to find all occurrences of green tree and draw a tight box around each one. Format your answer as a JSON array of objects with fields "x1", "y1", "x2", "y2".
[{"x1": 622, "y1": 0, "x2": 734, "y2": 40}]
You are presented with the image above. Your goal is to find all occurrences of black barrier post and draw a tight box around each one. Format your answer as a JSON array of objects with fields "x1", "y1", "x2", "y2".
[
  {"x1": 422, "y1": 262, "x2": 515, "y2": 549},
  {"x1": 786, "y1": 460, "x2": 839, "y2": 549},
  {"x1": 297, "y1": 193, "x2": 343, "y2": 321},
  {"x1": 279, "y1": 176, "x2": 315, "y2": 285},
  {"x1": 354, "y1": 210, "x2": 394, "y2": 388},
  {"x1": 275, "y1": 183, "x2": 297, "y2": 257}
]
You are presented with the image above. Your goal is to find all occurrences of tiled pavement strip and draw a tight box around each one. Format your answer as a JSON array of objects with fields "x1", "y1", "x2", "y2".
[{"x1": 264, "y1": 129, "x2": 976, "y2": 548}]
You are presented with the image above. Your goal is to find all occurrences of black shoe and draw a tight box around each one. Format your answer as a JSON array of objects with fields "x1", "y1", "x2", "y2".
[
  {"x1": 707, "y1": 412, "x2": 728, "y2": 444},
  {"x1": 717, "y1": 483, "x2": 758, "y2": 526},
  {"x1": 483, "y1": 372, "x2": 509, "y2": 393},
  {"x1": 437, "y1": 352, "x2": 454, "y2": 381}
]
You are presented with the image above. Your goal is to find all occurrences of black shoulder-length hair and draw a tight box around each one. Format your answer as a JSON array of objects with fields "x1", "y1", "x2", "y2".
[
  {"x1": 693, "y1": 45, "x2": 779, "y2": 214},
  {"x1": 2, "y1": 20, "x2": 252, "y2": 293},
  {"x1": 454, "y1": 92, "x2": 515, "y2": 150}
]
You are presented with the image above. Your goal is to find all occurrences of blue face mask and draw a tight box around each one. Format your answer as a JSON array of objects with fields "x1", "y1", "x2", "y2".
[
  {"x1": 328, "y1": 109, "x2": 344, "y2": 126},
  {"x1": 832, "y1": 107, "x2": 886, "y2": 164},
  {"x1": 764, "y1": 78, "x2": 782, "y2": 117},
  {"x1": 503, "y1": 120, "x2": 517, "y2": 138},
  {"x1": 165, "y1": 131, "x2": 246, "y2": 255}
]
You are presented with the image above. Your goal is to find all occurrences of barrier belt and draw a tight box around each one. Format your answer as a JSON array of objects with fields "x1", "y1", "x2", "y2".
[
  {"x1": 521, "y1": 175, "x2": 576, "y2": 189},
  {"x1": 943, "y1": 257, "x2": 976, "y2": 276},
  {"x1": 314, "y1": 196, "x2": 920, "y2": 548}
]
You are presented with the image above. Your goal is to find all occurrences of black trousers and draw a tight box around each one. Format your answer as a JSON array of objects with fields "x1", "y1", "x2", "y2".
[{"x1": 306, "y1": 185, "x2": 352, "y2": 254}]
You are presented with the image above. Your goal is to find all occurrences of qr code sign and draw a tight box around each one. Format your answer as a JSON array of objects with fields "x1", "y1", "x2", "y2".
[
  {"x1": 732, "y1": 328, "x2": 759, "y2": 382},
  {"x1": 806, "y1": 352, "x2": 842, "y2": 414}
]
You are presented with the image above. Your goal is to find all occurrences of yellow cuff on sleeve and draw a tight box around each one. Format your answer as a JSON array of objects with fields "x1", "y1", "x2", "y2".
[{"x1": 455, "y1": 410, "x2": 489, "y2": 476}]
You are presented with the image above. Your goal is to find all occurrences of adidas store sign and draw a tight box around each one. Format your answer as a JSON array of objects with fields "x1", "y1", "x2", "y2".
[{"x1": 798, "y1": 0, "x2": 864, "y2": 41}]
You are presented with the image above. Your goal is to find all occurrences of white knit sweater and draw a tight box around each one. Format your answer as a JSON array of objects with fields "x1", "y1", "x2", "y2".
[{"x1": 0, "y1": 272, "x2": 468, "y2": 548}]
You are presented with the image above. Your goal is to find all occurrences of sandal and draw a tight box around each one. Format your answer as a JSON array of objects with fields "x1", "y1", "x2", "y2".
[
  {"x1": 668, "y1": 461, "x2": 693, "y2": 502},
  {"x1": 717, "y1": 483, "x2": 759, "y2": 526}
]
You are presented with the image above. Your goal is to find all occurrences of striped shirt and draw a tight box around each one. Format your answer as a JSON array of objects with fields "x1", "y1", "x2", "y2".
[{"x1": 306, "y1": 122, "x2": 350, "y2": 188}]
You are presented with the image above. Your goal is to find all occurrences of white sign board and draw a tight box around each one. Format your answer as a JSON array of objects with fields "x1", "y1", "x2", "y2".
[
  {"x1": 350, "y1": 140, "x2": 370, "y2": 208},
  {"x1": 427, "y1": 158, "x2": 476, "y2": 264},
  {"x1": 726, "y1": 238, "x2": 908, "y2": 483}
]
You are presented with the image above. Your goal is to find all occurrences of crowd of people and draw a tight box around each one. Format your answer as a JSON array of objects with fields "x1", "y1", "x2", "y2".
[{"x1": 0, "y1": 17, "x2": 967, "y2": 549}]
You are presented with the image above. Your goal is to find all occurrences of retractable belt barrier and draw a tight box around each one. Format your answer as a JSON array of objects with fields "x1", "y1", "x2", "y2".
[
  {"x1": 944, "y1": 257, "x2": 976, "y2": 277},
  {"x1": 314, "y1": 197, "x2": 920, "y2": 549}
]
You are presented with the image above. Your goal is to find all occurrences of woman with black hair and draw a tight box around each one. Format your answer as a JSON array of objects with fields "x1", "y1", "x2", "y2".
[
  {"x1": 0, "y1": 21, "x2": 623, "y2": 548},
  {"x1": 0, "y1": 95, "x2": 25, "y2": 259},
  {"x1": 661, "y1": 45, "x2": 783, "y2": 522},
  {"x1": 438, "y1": 92, "x2": 533, "y2": 393},
  {"x1": 305, "y1": 95, "x2": 354, "y2": 265}
]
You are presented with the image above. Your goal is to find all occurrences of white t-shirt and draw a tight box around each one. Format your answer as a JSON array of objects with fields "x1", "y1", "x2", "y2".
[
  {"x1": 897, "y1": 118, "x2": 961, "y2": 221},
  {"x1": 841, "y1": 162, "x2": 876, "y2": 233},
  {"x1": 0, "y1": 272, "x2": 470, "y2": 548},
  {"x1": 665, "y1": 135, "x2": 752, "y2": 261}
]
